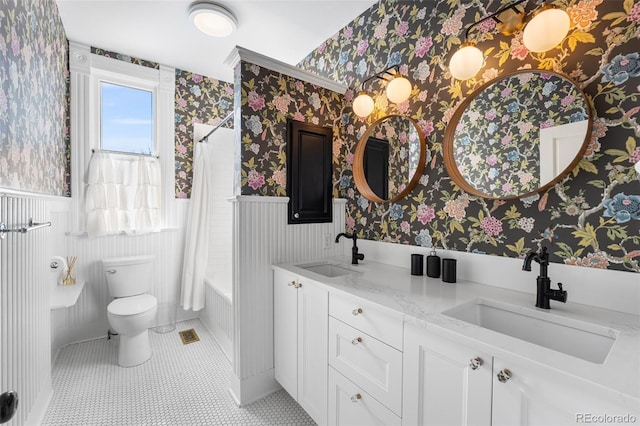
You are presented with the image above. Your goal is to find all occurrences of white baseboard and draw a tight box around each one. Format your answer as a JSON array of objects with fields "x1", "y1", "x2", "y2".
[
  {"x1": 25, "y1": 382, "x2": 53, "y2": 426},
  {"x1": 229, "y1": 368, "x2": 282, "y2": 407}
]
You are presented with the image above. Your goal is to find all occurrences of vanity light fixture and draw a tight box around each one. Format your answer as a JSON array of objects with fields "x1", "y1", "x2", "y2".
[
  {"x1": 352, "y1": 66, "x2": 412, "y2": 118},
  {"x1": 189, "y1": 1, "x2": 237, "y2": 37},
  {"x1": 448, "y1": 0, "x2": 570, "y2": 80}
]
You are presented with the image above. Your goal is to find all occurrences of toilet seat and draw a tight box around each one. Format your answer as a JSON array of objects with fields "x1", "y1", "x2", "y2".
[{"x1": 108, "y1": 294, "x2": 157, "y2": 317}]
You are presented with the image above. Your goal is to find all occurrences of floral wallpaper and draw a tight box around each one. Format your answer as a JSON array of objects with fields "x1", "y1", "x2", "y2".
[
  {"x1": 454, "y1": 71, "x2": 590, "y2": 198},
  {"x1": 91, "y1": 47, "x2": 159, "y2": 69},
  {"x1": 174, "y1": 70, "x2": 234, "y2": 198},
  {"x1": 238, "y1": 61, "x2": 343, "y2": 196},
  {"x1": 298, "y1": 0, "x2": 640, "y2": 273},
  {"x1": 0, "y1": 0, "x2": 69, "y2": 195},
  {"x1": 92, "y1": 47, "x2": 235, "y2": 198}
]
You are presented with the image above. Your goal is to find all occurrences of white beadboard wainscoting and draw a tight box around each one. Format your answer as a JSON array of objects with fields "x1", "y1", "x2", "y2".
[
  {"x1": 229, "y1": 196, "x2": 346, "y2": 405},
  {"x1": 0, "y1": 192, "x2": 63, "y2": 426}
]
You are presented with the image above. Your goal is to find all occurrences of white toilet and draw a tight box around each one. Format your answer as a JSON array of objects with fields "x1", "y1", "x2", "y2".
[{"x1": 103, "y1": 255, "x2": 158, "y2": 367}]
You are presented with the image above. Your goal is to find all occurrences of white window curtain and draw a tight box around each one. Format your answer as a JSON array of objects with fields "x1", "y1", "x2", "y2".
[{"x1": 85, "y1": 151, "x2": 161, "y2": 237}]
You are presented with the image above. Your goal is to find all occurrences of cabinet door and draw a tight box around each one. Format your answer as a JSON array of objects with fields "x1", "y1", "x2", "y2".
[
  {"x1": 403, "y1": 323, "x2": 492, "y2": 426},
  {"x1": 297, "y1": 278, "x2": 329, "y2": 426},
  {"x1": 286, "y1": 119, "x2": 333, "y2": 224},
  {"x1": 273, "y1": 269, "x2": 299, "y2": 399},
  {"x1": 328, "y1": 367, "x2": 401, "y2": 426},
  {"x1": 491, "y1": 357, "x2": 635, "y2": 426}
]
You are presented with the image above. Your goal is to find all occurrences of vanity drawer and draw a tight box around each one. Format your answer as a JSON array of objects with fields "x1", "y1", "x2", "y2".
[
  {"x1": 329, "y1": 291, "x2": 403, "y2": 350},
  {"x1": 328, "y1": 366, "x2": 401, "y2": 426},
  {"x1": 329, "y1": 317, "x2": 403, "y2": 415}
]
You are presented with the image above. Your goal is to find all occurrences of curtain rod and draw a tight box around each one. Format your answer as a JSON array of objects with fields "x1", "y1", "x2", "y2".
[
  {"x1": 198, "y1": 112, "x2": 234, "y2": 143},
  {"x1": 92, "y1": 148, "x2": 159, "y2": 159}
]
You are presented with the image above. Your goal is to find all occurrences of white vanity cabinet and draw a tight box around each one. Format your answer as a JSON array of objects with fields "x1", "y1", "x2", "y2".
[
  {"x1": 403, "y1": 322, "x2": 637, "y2": 426},
  {"x1": 403, "y1": 322, "x2": 492, "y2": 425},
  {"x1": 490, "y1": 355, "x2": 637, "y2": 426},
  {"x1": 273, "y1": 268, "x2": 328, "y2": 426}
]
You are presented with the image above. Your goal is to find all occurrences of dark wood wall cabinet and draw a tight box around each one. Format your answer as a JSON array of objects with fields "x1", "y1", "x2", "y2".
[{"x1": 286, "y1": 120, "x2": 333, "y2": 224}]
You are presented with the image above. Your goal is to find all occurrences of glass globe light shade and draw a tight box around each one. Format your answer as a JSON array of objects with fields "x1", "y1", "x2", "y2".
[
  {"x1": 386, "y1": 75, "x2": 412, "y2": 104},
  {"x1": 449, "y1": 43, "x2": 484, "y2": 80},
  {"x1": 189, "y1": 2, "x2": 237, "y2": 37},
  {"x1": 522, "y1": 5, "x2": 570, "y2": 53},
  {"x1": 352, "y1": 92, "x2": 375, "y2": 117}
]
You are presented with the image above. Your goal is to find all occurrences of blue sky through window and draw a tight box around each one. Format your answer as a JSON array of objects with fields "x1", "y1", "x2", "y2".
[{"x1": 100, "y1": 82, "x2": 154, "y2": 154}]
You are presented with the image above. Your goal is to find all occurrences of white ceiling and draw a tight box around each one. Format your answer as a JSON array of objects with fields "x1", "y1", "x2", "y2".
[{"x1": 56, "y1": 0, "x2": 377, "y2": 83}]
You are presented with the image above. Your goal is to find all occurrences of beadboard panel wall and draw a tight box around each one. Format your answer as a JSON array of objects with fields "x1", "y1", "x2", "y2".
[
  {"x1": 230, "y1": 196, "x2": 346, "y2": 405},
  {"x1": 0, "y1": 193, "x2": 59, "y2": 426}
]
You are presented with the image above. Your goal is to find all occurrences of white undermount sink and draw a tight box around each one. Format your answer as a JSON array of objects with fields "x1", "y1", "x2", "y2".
[
  {"x1": 296, "y1": 262, "x2": 355, "y2": 278},
  {"x1": 443, "y1": 299, "x2": 618, "y2": 364}
]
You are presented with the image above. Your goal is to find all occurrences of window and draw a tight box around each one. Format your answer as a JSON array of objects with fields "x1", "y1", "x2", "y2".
[
  {"x1": 100, "y1": 82, "x2": 154, "y2": 155},
  {"x1": 68, "y1": 42, "x2": 175, "y2": 233}
]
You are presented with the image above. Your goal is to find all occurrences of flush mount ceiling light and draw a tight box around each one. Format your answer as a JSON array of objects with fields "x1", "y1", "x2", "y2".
[
  {"x1": 352, "y1": 66, "x2": 412, "y2": 118},
  {"x1": 189, "y1": 1, "x2": 237, "y2": 37},
  {"x1": 448, "y1": 0, "x2": 570, "y2": 80}
]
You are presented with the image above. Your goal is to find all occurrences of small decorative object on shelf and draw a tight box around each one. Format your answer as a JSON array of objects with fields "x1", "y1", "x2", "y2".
[{"x1": 63, "y1": 256, "x2": 77, "y2": 286}]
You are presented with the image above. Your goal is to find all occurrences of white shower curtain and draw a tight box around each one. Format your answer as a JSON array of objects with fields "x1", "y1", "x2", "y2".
[
  {"x1": 180, "y1": 142, "x2": 215, "y2": 311},
  {"x1": 85, "y1": 152, "x2": 161, "y2": 237}
]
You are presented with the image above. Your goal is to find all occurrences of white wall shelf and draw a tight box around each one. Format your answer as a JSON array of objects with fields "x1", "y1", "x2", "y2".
[{"x1": 51, "y1": 281, "x2": 85, "y2": 310}]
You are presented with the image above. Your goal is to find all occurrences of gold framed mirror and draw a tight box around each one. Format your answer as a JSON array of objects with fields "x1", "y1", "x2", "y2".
[
  {"x1": 354, "y1": 114, "x2": 427, "y2": 203},
  {"x1": 443, "y1": 70, "x2": 593, "y2": 200}
]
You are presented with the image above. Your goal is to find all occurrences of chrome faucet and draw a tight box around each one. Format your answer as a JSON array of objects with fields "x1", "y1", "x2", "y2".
[
  {"x1": 335, "y1": 232, "x2": 365, "y2": 265},
  {"x1": 522, "y1": 247, "x2": 567, "y2": 309}
]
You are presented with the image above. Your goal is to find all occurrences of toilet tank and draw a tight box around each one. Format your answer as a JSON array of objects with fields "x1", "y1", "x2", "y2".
[{"x1": 103, "y1": 255, "x2": 155, "y2": 297}]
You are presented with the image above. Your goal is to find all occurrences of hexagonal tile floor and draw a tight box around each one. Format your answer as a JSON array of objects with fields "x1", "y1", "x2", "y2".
[{"x1": 42, "y1": 319, "x2": 315, "y2": 425}]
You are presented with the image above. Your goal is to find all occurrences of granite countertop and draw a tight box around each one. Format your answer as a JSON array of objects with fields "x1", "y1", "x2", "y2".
[{"x1": 273, "y1": 257, "x2": 640, "y2": 406}]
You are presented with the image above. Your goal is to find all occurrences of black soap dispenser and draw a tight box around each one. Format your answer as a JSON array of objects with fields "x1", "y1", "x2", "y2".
[{"x1": 426, "y1": 249, "x2": 441, "y2": 278}]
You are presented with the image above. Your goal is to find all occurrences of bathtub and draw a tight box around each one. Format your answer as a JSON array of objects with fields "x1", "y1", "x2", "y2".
[{"x1": 201, "y1": 277, "x2": 233, "y2": 362}]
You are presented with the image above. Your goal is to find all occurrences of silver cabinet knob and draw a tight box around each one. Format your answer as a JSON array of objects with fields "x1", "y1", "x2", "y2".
[
  {"x1": 294, "y1": 213, "x2": 300, "y2": 218},
  {"x1": 351, "y1": 337, "x2": 362, "y2": 345},
  {"x1": 105, "y1": 269, "x2": 116, "y2": 274},
  {"x1": 352, "y1": 308, "x2": 363, "y2": 316},
  {"x1": 469, "y1": 357, "x2": 483, "y2": 370},
  {"x1": 350, "y1": 393, "x2": 361, "y2": 403},
  {"x1": 497, "y1": 369, "x2": 512, "y2": 383},
  {"x1": 288, "y1": 280, "x2": 302, "y2": 288}
]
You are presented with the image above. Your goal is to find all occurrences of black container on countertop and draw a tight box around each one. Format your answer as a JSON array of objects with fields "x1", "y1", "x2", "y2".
[
  {"x1": 442, "y1": 258, "x2": 457, "y2": 283},
  {"x1": 411, "y1": 253, "x2": 424, "y2": 275},
  {"x1": 426, "y1": 250, "x2": 441, "y2": 278}
]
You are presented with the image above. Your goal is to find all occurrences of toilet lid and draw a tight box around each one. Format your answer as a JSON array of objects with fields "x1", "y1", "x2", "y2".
[{"x1": 108, "y1": 294, "x2": 157, "y2": 317}]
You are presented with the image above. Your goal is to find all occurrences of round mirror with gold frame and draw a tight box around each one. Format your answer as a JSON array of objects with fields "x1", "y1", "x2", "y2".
[
  {"x1": 443, "y1": 70, "x2": 593, "y2": 200},
  {"x1": 354, "y1": 114, "x2": 427, "y2": 203}
]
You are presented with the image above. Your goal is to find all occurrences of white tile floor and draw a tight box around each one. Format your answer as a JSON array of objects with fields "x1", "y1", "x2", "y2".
[{"x1": 43, "y1": 319, "x2": 315, "y2": 426}]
